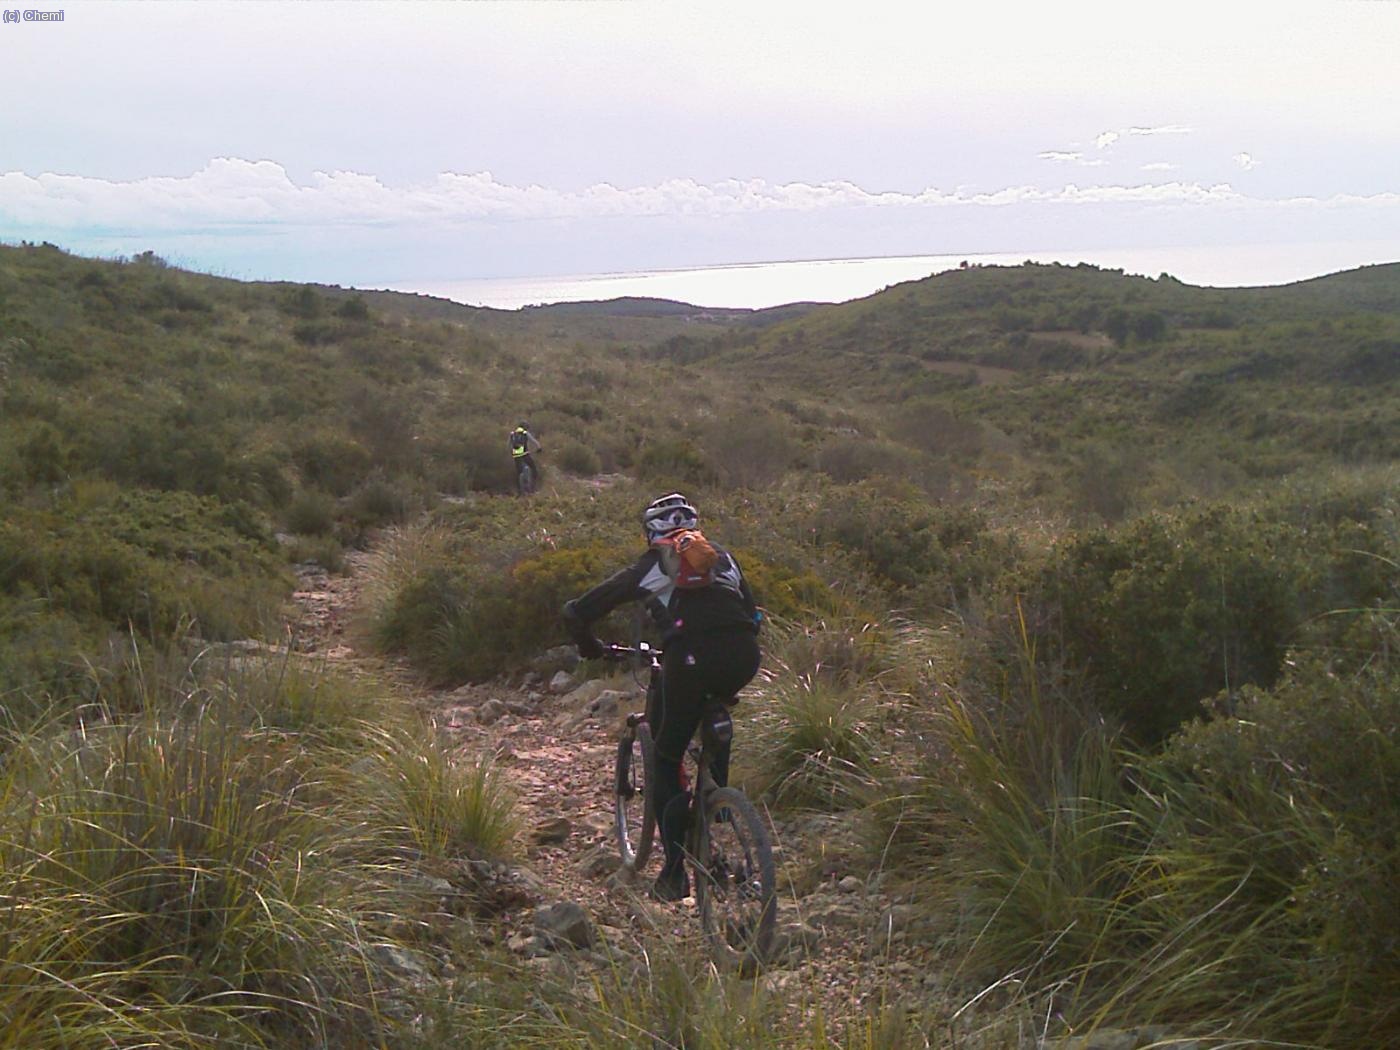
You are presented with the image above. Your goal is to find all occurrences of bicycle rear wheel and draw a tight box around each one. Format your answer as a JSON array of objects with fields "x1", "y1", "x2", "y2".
[
  {"x1": 692, "y1": 786, "x2": 776, "y2": 968},
  {"x1": 614, "y1": 720, "x2": 656, "y2": 871}
]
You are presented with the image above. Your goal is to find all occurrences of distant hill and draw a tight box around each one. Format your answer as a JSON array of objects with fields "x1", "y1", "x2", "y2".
[
  {"x1": 519, "y1": 295, "x2": 819, "y2": 326},
  {"x1": 692, "y1": 260, "x2": 1400, "y2": 468},
  {"x1": 289, "y1": 285, "x2": 817, "y2": 341}
]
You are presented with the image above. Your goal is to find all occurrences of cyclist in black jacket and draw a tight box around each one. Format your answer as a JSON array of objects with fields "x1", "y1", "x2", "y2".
[{"x1": 562, "y1": 493, "x2": 762, "y2": 901}]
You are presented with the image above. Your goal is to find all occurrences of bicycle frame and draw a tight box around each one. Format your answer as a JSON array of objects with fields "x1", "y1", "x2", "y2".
[{"x1": 605, "y1": 641, "x2": 776, "y2": 965}]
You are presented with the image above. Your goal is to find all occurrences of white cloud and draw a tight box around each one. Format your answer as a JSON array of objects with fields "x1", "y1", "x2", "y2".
[
  {"x1": 1038, "y1": 151, "x2": 1108, "y2": 167},
  {"x1": 3, "y1": 160, "x2": 1394, "y2": 243},
  {"x1": 1142, "y1": 162, "x2": 1179, "y2": 171},
  {"x1": 1129, "y1": 124, "x2": 1193, "y2": 136},
  {"x1": 1234, "y1": 152, "x2": 1259, "y2": 170},
  {"x1": 1095, "y1": 131, "x2": 1120, "y2": 150}
]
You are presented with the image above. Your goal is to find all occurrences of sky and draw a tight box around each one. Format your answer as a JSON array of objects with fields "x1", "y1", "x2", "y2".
[{"x1": 2, "y1": 0, "x2": 1398, "y2": 300}]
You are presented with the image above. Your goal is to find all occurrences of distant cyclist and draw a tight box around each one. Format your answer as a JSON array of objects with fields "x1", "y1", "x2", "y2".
[
  {"x1": 510, "y1": 421, "x2": 542, "y2": 495},
  {"x1": 562, "y1": 493, "x2": 762, "y2": 901}
]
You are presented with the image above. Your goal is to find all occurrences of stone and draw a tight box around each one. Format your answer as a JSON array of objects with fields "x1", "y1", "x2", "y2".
[
  {"x1": 369, "y1": 942, "x2": 432, "y2": 981},
  {"x1": 534, "y1": 644, "x2": 581, "y2": 672},
  {"x1": 476, "y1": 698, "x2": 507, "y2": 725},
  {"x1": 589, "y1": 689, "x2": 628, "y2": 719},
  {"x1": 563, "y1": 679, "x2": 608, "y2": 707},
  {"x1": 873, "y1": 903, "x2": 920, "y2": 938},
  {"x1": 532, "y1": 815, "x2": 572, "y2": 845},
  {"x1": 805, "y1": 900, "x2": 861, "y2": 930},
  {"x1": 549, "y1": 670, "x2": 575, "y2": 694},
  {"x1": 534, "y1": 900, "x2": 596, "y2": 949},
  {"x1": 837, "y1": 875, "x2": 863, "y2": 894},
  {"x1": 443, "y1": 704, "x2": 477, "y2": 727},
  {"x1": 579, "y1": 844, "x2": 620, "y2": 878},
  {"x1": 774, "y1": 922, "x2": 823, "y2": 960},
  {"x1": 506, "y1": 932, "x2": 549, "y2": 958}
]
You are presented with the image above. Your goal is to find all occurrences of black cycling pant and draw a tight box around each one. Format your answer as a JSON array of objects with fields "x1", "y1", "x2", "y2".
[
  {"x1": 513, "y1": 454, "x2": 536, "y2": 477},
  {"x1": 649, "y1": 629, "x2": 761, "y2": 877}
]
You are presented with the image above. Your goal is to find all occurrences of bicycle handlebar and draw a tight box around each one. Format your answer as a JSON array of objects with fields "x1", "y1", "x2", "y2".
[{"x1": 600, "y1": 642, "x2": 661, "y2": 662}]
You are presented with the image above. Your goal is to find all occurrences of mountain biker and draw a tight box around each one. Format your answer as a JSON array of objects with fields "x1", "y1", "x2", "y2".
[
  {"x1": 562, "y1": 493, "x2": 762, "y2": 901},
  {"x1": 510, "y1": 422, "x2": 542, "y2": 494}
]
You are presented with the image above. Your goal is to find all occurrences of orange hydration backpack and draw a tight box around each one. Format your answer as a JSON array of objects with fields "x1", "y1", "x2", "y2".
[{"x1": 654, "y1": 529, "x2": 719, "y2": 589}]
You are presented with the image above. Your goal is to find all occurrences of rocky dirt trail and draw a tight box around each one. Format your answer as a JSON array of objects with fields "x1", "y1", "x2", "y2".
[{"x1": 286, "y1": 553, "x2": 944, "y2": 1029}]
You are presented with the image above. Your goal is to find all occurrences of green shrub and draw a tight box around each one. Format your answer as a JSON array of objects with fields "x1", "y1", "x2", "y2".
[
  {"x1": 636, "y1": 437, "x2": 718, "y2": 488},
  {"x1": 375, "y1": 541, "x2": 635, "y2": 683},
  {"x1": 280, "y1": 285, "x2": 324, "y2": 318},
  {"x1": 1017, "y1": 507, "x2": 1312, "y2": 744},
  {"x1": 554, "y1": 439, "x2": 601, "y2": 476},
  {"x1": 1162, "y1": 650, "x2": 1400, "y2": 912},
  {"x1": 284, "y1": 487, "x2": 337, "y2": 536},
  {"x1": 704, "y1": 410, "x2": 798, "y2": 489},
  {"x1": 345, "y1": 473, "x2": 415, "y2": 530},
  {"x1": 728, "y1": 548, "x2": 845, "y2": 621},
  {"x1": 292, "y1": 430, "x2": 374, "y2": 497},
  {"x1": 0, "y1": 489, "x2": 284, "y2": 646},
  {"x1": 457, "y1": 426, "x2": 518, "y2": 493},
  {"x1": 812, "y1": 434, "x2": 901, "y2": 483},
  {"x1": 335, "y1": 294, "x2": 371, "y2": 321},
  {"x1": 0, "y1": 604, "x2": 99, "y2": 733},
  {"x1": 877, "y1": 647, "x2": 1397, "y2": 1043},
  {"x1": 284, "y1": 533, "x2": 345, "y2": 573},
  {"x1": 807, "y1": 485, "x2": 1006, "y2": 609}
]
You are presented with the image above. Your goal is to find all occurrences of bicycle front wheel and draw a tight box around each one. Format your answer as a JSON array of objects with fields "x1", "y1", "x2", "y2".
[
  {"x1": 692, "y1": 786, "x2": 776, "y2": 969},
  {"x1": 614, "y1": 721, "x2": 656, "y2": 871}
]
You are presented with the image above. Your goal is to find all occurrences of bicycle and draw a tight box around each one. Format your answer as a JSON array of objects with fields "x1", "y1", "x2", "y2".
[
  {"x1": 606, "y1": 642, "x2": 777, "y2": 968},
  {"x1": 516, "y1": 454, "x2": 539, "y2": 497}
]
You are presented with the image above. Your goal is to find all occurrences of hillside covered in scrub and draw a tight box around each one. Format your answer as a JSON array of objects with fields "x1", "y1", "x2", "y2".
[{"x1": 0, "y1": 240, "x2": 1397, "y2": 1049}]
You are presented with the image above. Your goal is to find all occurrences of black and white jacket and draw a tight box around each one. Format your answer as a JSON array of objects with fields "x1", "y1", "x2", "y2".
[{"x1": 563, "y1": 544, "x2": 758, "y2": 644}]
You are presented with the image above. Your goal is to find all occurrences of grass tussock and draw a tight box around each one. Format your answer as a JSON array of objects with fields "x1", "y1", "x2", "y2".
[
  {"x1": 744, "y1": 673, "x2": 885, "y2": 812},
  {"x1": 878, "y1": 608, "x2": 1400, "y2": 1048},
  {"x1": 350, "y1": 724, "x2": 521, "y2": 863},
  {"x1": 0, "y1": 635, "x2": 524, "y2": 1048}
]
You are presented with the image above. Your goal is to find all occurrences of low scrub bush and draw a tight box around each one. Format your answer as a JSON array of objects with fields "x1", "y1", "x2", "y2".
[
  {"x1": 292, "y1": 430, "x2": 374, "y2": 497},
  {"x1": 896, "y1": 587, "x2": 1400, "y2": 1045},
  {"x1": 727, "y1": 549, "x2": 847, "y2": 622},
  {"x1": 284, "y1": 486, "x2": 337, "y2": 535},
  {"x1": 554, "y1": 438, "x2": 602, "y2": 476},
  {"x1": 344, "y1": 472, "x2": 416, "y2": 531},
  {"x1": 636, "y1": 436, "x2": 718, "y2": 488},
  {"x1": 374, "y1": 541, "x2": 635, "y2": 683},
  {"x1": 0, "y1": 604, "x2": 100, "y2": 734},
  {"x1": 704, "y1": 410, "x2": 799, "y2": 489},
  {"x1": 456, "y1": 426, "x2": 519, "y2": 493},
  {"x1": 0, "y1": 490, "x2": 285, "y2": 645},
  {"x1": 807, "y1": 485, "x2": 1010, "y2": 611},
  {"x1": 1008, "y1": 501, "x2": 1397, "y2": 744},
  {"x1": 812, "y1": 434, "x2": 903, "y2": 483}
]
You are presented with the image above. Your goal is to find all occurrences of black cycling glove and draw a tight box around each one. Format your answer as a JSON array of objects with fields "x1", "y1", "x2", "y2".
[{"x1": 562, "y1": 600, "x2": 604, "y2": 660}]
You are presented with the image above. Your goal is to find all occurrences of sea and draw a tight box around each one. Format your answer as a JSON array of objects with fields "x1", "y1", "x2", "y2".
[{"x1": 395, "y1": 240, "x2": 1400, "y2": 312}]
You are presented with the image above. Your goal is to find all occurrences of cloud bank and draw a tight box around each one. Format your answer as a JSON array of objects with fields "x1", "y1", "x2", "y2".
[{"x1": 3, "y1": 158, "x2": 1394, "y2": 238}]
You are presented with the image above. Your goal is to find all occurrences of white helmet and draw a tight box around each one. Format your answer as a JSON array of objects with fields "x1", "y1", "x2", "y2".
[{"x1": 642, "y1": 492, "x2": 698, "y2": 541}]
